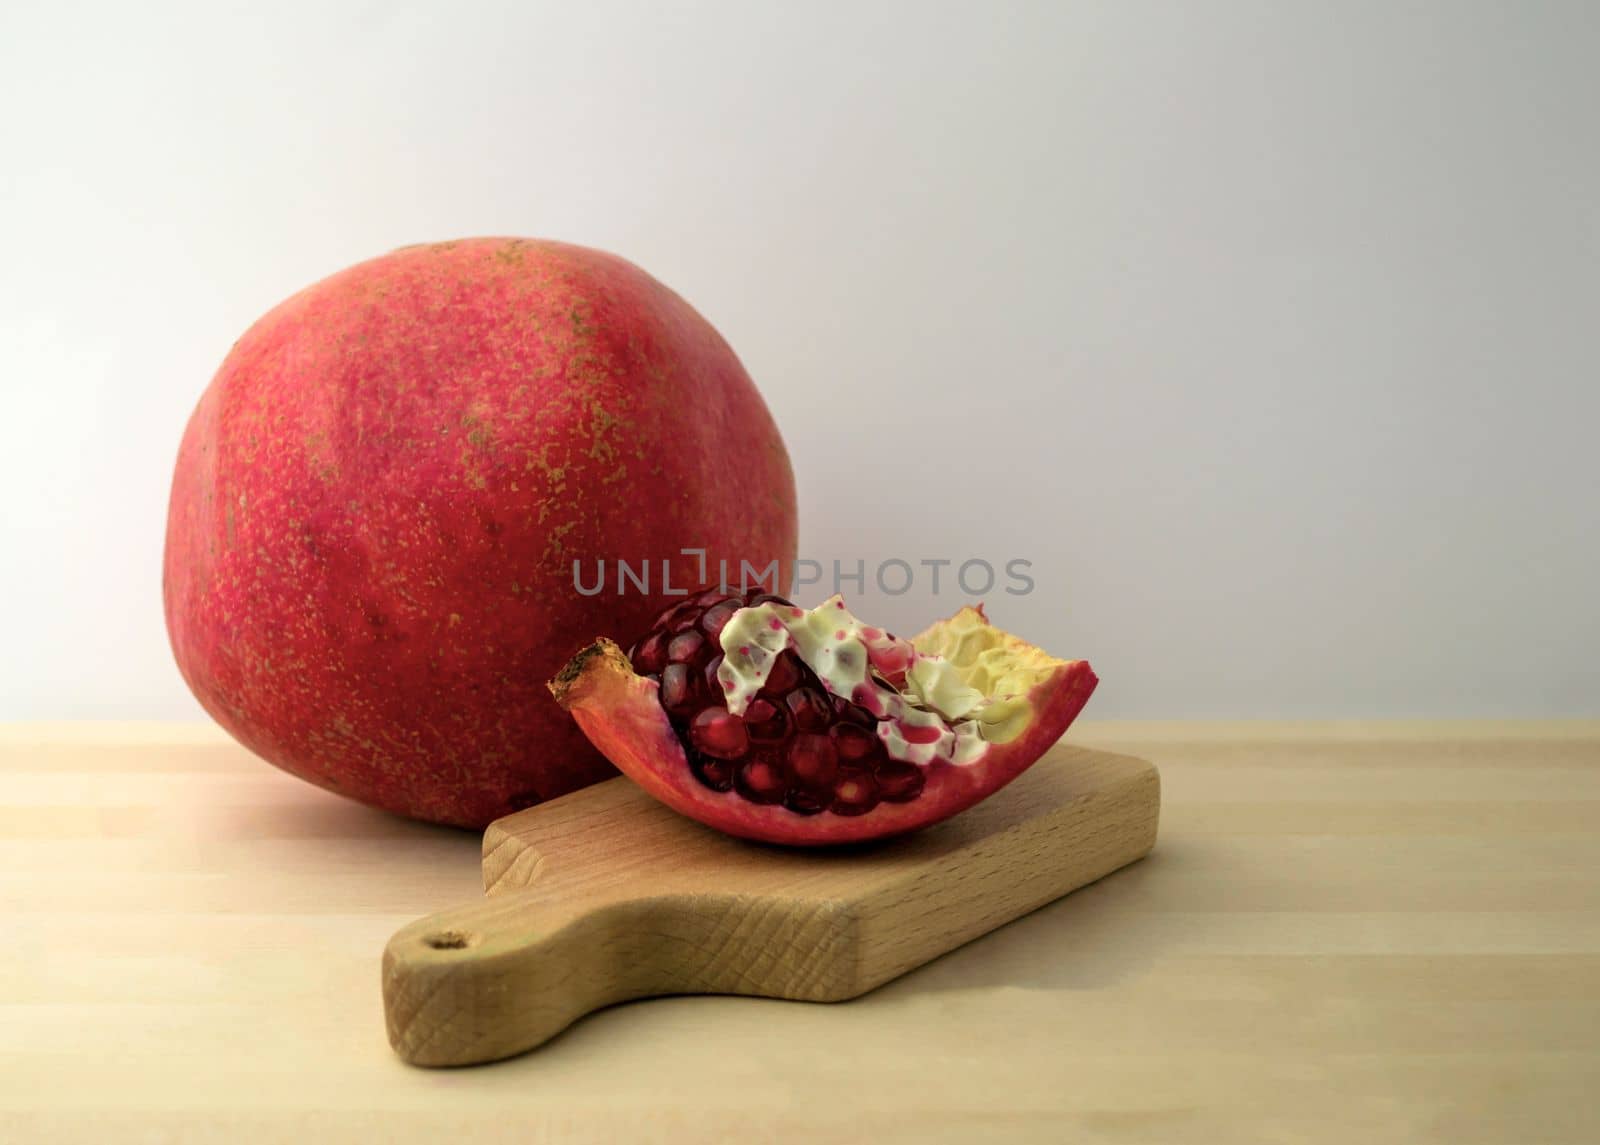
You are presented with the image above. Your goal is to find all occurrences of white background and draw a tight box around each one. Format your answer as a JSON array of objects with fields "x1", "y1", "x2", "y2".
[{"x1": 2, "y1": 1, "x2": 1596, "y2": 720}]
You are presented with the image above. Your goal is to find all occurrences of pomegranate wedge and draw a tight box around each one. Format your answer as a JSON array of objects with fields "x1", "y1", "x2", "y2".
[{"x1": 549, "y1": 591, "x2": 1097, "y2": 845}]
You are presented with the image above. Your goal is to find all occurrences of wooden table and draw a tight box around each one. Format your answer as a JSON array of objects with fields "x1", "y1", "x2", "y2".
[{"x1": 3, "y1": 722, "x2": 1596, "y2": 1143}]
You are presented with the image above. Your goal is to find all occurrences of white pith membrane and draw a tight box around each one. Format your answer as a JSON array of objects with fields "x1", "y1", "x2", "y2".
[{"x1": 714, "y1": 594, "x2": 1057, "y2": 768}]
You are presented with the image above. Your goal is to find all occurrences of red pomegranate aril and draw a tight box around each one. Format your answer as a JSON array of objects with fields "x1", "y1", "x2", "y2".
[
  {"x1": 630, "y1": 630, "x2": 668, "y2": 676},
  {"x1": 830, "y1": 771, "x2": 879, "y2": 816},
  {"x1": 786, "y1": 733, "x2": 839, "y2": 789},
  {"x1": 699, "y1": 601, "x2": 740, "y2": 638},
  {"x1": 689, "y1": 708, "x2": 749, "y2": 760},
  {"x1": 667, "y1": 629, "x2": 705, "y2": 663},
  {"x1": 898, "y1": 721, "x2": 944, "y2": 746},
  {"x1": 691, "y1": 587, "x2": 731, "y2": 606},
  {"x1": 749, "y1": 593, "x2": 794, "y2": 608},
  {"x1": 704, "y1": 654, "x2": 727, "y2": 695},
  {"x1": 690, "y1": 752, "x2": 735, "y2": 792},
  {"x1": 785, "y1": 686, "x2": 830, "y2": 733},
  {"x1": 784, "y1": 788, "x2": 827, "y2": 816},
  {"x1": 734, "y1": 759, "x2": 786, "y2": 804},
  {"x1": 744, "y1": 697, "x2": 788, "y2": 742},
  {"x1": 830, "y1": 694, "x2": 876, "y2": 728},
  {"x1": 874, "y1": 760, "x2": 925, "y2": 803},
  {"x1": 659, "y1": 599, "x2": 695, "y2": 625},
  {"x1": 760, "y1": 650, "x2": 803, "y2": 696},
  {"x1": 831, "y1": 723, "x2": 877, "y2": 762},
  {"x1": 670, "y1": 608, "x2": 702, "y2": 633},
  {"x1": 658, "y1": 663, "x2": 699, "y2": 718},
  {"x1": 872, "y1": 665, "x2": 908, "y2": 690}
]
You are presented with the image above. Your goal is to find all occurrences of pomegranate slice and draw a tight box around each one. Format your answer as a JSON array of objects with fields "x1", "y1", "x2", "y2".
[{"x1": 548, "y1": 591, "x2": 1097, "y2": 845}]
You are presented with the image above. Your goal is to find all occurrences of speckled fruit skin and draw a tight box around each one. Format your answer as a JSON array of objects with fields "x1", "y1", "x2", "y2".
[{"x1": 164, "y1": 238, "x2": 797, "y2": 828}]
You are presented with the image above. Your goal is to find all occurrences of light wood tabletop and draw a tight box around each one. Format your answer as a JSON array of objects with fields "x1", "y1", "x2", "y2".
[{"x1": 3, "y1": 721, "x2": 1596, "y2": 1144}]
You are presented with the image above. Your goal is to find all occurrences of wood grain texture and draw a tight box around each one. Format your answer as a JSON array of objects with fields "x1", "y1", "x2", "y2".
[
  {"x1": 383, "y1": 745, "x2": 1160, "y2": 1065},
  {"x1": 2, "y1": 721, "x2": 1597, "y2": 1144}
]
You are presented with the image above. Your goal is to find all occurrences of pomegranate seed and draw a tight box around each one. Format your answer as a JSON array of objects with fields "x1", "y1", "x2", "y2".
[
  {"x1": 658, "y1": 600, "x2": 696, "y2": 627},
  {"x1": 831, "y1": 694, "x2": 876, "y2": 728},
  {"x1": 735, "y1": 759, "x2": 786, "y2": 804},
  {"x1": 631, "y1": 630, "x2": 668, "y2": 676},
  {"x1": 667, "y1": 629, "x2": 705, "y2": 663},
  {"x1": 690, "y1": 752, "x2": 735, "y2": 792},
  {"x1": 670, "y1": 608, "x2": 701, "y2": 633},
  {"x1": 659, "y1": 663, "x2": 699, "y2": 718},
  {"x1": 874, "y1": 761, "x2": 924, "y2": 803},
  {"x1": 784, "y1": 788, "x2": 827, "y2": 816},
  {"x1": 692, "y1": 587, "x2": 731, "y2": 607},
  {"x1": 750, "y1": 593, "x2": 793, "y2": 608},
  {"x1": 785, "y1": 687, "x2": 830, "y2": 733},
  {"x1": 831, "y1": 723, "x2": 877, "y2": 762},
  {"x1": 760, "y1": 650, "x2": 803, "y2": 696},
  {"x1": 898, "y1": 720, "x2": 943, "y2": 746},
  {"x1": 700, "y1": 601, "x2": 739, "y2": 637},
  {"x1": 704, "y1": 654, "x2": 727, "y2": 693},
  {"x1": 689, "y1": 708, "x2": 749, "y2": 760},
  {"x1": 830, "y1": 771, "x2": 879, "y2": 816},
  {"x1": 786, "y1": 733, "x2": 838, "y2": 789},
  {"x1": 744, "y1": 697, "x2": 788, "y2": 742}
]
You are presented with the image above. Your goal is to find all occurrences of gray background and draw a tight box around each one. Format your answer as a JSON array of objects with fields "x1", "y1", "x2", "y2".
[{"x1": 3, "y1": 0, "x2": 1596, "y2": 720}]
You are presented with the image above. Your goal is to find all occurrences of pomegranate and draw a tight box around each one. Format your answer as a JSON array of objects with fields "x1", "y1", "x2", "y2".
[
  {"x1": 549, "y1": 590, "x2": 1097, "y2": 845},
  {"x1": 164, "y1": 238, "x2": 796, "y2": 828}
]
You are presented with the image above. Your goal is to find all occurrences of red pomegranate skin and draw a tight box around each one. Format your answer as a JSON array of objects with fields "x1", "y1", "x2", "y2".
[{"x1": 164, "y1": 238, "x2": 797, "y2": 828}]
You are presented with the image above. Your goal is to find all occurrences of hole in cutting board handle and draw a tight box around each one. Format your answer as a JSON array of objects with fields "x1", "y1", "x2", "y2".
[{"x1": 424, "y1": 930, "x2": 475, "y2": 950}]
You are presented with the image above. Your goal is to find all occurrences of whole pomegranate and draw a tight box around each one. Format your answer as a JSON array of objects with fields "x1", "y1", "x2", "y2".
[
  {"x1": 550, "y1": 590, "x2": 1096, "y2": 845},
  {"x1": 164, "y1": 238, "x2": 796, "y2": 828}
]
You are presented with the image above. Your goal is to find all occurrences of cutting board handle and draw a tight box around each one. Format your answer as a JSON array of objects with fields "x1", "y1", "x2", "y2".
[
  {"x1": 383, "y1": 883, "x2": 646, "y2": 1065},
  {"x1": 384, "y1": 884, "x2": 765, "y2": 1066}
]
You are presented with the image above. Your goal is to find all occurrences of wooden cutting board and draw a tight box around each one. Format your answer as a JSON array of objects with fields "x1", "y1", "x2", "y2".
[{"x1": 382, "y1": 741, "x2": 1160, "y2": 1066}]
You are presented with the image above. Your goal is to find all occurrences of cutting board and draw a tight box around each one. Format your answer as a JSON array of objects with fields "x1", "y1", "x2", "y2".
[{"x1": 382, "y1": 741, "x2": 1160, "y2": 1066}]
